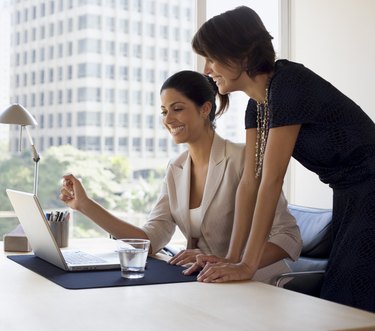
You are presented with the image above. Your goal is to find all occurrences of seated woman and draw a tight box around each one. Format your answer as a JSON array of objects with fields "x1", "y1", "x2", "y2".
[{"x1": 59, "y1": 70, "x2": 302, "y2": 284}]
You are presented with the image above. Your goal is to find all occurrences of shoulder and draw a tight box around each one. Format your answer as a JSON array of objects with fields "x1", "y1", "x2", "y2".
[
  {"x1": 222, "y1": 137, "x2": 245, "y2": 169},
  {"x1": 166, "y1": 149, "x2": 189, "y2": 169},
  {"x1": 225, "y1": 139, "x2": 245, "y2": 156},
  {"x1": 271, "y1": 59, "x2": 328, "y2": 92},
  {"x1": 214, "y1": 133, "x2": 245, "y2": 157}
]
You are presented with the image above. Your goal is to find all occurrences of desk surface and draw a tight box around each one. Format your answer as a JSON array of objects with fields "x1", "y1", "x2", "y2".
[{"x1": 1, "y1": 239, "x2": 375, "y2": 331}]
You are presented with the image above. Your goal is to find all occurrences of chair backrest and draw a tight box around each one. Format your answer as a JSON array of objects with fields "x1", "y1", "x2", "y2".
[{"x1": 288, "y1": 204, "x2": 333, "y2": 259}]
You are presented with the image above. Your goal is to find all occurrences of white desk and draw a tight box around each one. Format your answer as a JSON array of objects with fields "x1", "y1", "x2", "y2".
[{"x1": 1, "y1": 239, "x2": 375, "y2": 331}]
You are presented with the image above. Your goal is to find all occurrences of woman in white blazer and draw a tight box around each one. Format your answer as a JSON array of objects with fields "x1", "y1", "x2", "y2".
[{"x1": 60, "y1": 70, "x2": 302, "y2": 284}]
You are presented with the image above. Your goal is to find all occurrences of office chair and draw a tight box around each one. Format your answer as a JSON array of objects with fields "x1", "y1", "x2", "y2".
[{"x1": 275, "y1": 204, "x2": 333, "y2": 297}]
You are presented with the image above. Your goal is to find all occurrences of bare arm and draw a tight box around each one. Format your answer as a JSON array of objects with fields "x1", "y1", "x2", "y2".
[
  {"x1": 225, "y1": 128, "x2": 260, "y2": 262},
  {"x1": 60, "y1": 174, "x2": 148, "y2": 241},
  {"x1": 240, "y1": 124, "x2": 301, "y2": 271}
]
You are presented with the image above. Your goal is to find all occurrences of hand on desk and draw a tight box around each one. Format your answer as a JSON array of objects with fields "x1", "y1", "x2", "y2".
[
  {"x1": 168, "y1": 249, "x2": 203, "y2": 266},
  {"x1": 183, "y1": 254, "x2": 254, "y2": 283}
]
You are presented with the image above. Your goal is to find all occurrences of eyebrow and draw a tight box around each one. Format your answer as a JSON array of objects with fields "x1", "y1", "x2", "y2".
[{"x1": 161, "y1": 101, "x2": 186, "y2": 109}]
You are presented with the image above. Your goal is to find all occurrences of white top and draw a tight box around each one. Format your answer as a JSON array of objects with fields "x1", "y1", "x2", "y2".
[{"x1": 189, "y1": 206, "x2": 202, "y2": 238}]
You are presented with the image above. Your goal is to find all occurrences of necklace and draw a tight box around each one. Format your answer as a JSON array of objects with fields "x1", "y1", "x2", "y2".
[{"x1": 255, "y1": 84, "x2": 270, "y2": 178}]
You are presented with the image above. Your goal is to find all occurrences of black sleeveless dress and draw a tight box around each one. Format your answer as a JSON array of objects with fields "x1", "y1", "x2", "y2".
[{"x1": 245, "y1": 59, "x2": 375, "y2": 312}]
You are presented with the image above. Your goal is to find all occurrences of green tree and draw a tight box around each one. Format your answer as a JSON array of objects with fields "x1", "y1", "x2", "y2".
[{"x1": 0, "y1": 144, "x2": 166, "y2": 238}]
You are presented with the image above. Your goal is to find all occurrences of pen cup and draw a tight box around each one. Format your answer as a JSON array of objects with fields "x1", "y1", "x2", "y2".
[{"x1": 47, "y1": 211, "x2": 70, "y2": 248}]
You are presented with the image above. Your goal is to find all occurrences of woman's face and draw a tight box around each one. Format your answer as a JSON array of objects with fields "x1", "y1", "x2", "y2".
[
  {"x1": 160, "y1": 88, "x2": 210, "y2": 145},
  {"x1": 203, "y1": 57, "x2": 247, "y2": 94}
]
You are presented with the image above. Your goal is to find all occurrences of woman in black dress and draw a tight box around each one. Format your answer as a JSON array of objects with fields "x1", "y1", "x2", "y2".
[{"x1": 185, "y1": 6, "x2": 375, "y2": 312}]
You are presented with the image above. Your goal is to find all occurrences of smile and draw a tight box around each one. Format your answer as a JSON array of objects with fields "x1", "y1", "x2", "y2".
[{"x1": 170, "y1": 126, "x2": 184, "y2": 135}]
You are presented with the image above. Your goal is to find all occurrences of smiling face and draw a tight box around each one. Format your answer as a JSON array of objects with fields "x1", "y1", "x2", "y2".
[
  {"x1": 203, "y1": 57, "x2": 248, "y2": 95},
  {"x1": 160, "y1": 88, "x2": 211, "y2": 145}
]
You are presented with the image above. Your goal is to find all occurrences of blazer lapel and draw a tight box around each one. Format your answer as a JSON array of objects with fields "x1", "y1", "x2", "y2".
[
  {"x1": 200, "y1": 134, "x2": 227, "y2": 221},
  {"x1": 170, "y1": 155, "x2": 192, "y2": 236}
]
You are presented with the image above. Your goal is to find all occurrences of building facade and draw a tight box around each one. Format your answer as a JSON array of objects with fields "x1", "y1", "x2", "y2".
[{"x1": 9, "y1": 0, "x2": 196, "y2": 170}]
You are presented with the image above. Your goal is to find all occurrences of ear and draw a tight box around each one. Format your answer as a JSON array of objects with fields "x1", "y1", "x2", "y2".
[{"x1": 200, "y1": 101, "x2": 212, "y2": 119}]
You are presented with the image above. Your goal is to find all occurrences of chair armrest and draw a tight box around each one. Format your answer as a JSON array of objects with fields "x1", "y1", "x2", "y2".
[{"x1": 275, "y1": 270, "x2": 325, "y2": 297}]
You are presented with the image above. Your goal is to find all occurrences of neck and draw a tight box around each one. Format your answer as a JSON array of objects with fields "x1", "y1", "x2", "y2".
[
  {"x1": 188, "y1": 130, "x2": 215, "y2": 166},
  {"x1": 244, "y1": 73, "x2": 272, "y2": 103}
]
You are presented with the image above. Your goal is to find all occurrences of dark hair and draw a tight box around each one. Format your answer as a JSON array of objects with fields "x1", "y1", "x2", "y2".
[
  {"x1": 192, "y1": 6, "x2": 275, "y2": 78},
  {"x1": 160, "y1": 70, "x2": 229, "y2": 127}
]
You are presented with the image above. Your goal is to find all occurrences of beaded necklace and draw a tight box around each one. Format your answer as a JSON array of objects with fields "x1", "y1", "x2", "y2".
[{"x1": 255, "y1": 85, "x2": 270, "y2": 178}]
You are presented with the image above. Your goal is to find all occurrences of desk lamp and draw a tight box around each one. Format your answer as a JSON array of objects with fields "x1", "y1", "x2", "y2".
[{"x1": 0, "y1": 103, "x2": 40, "y2": 195}]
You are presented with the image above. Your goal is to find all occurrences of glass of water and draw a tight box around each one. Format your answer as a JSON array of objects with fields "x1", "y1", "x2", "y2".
[{"x1": 117, "y1": 238, "x2": 150, "y2": 279}]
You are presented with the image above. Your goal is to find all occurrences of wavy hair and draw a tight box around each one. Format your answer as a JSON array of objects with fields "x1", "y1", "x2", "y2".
[{"x1": 192, "y1": 6, "x2": 275, "y2": 78}]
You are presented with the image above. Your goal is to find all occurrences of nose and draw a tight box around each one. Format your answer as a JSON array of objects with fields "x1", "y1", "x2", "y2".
[
  {"x1": 203, "y1": 59, "x2": 212, "y2": 75},
  {"x1": 162, "y1": 110, "x2": 174, "y2": 125}
]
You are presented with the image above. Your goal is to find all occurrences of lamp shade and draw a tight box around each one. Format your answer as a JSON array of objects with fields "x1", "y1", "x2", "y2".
[{"x1": 0, "y1": 104, "x2": 38, "y2": 126}]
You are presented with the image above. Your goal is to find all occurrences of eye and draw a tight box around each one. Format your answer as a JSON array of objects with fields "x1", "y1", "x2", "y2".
[{"x1": 160, "y1": 109, "x2": 167, "y2": 117}]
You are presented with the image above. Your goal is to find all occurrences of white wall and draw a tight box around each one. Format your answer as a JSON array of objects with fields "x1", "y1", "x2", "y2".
[{"x1": 287, "y1": 0, "x2": 375, "y2": 208}]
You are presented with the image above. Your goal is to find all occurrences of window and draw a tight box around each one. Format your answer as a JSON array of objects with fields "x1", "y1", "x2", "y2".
[
  {"x1": 48, "y1": 91, "x2": 54, "y2": 104},
  {"x1": 78, "y1": 14, "x2": 102, "y2": 30},
  {"x1": 78, "y1": 39, "x2": 101, "y2": 54},
  {"x1": 145, "y1": 138, "x2": 154, "y2": 152},
  {"x1": 118, "y1": 113, "x2": 128, "y2": 127},
  {"x1": 66, "y1": 89, "x2": 73, "y2": 103},
  {"x1": 0, "y1": 1, "x2": 283, "y2": 243},
  {"x1": 105, "y1": 89, "x2": 115, "y2": 103},
  {"x1": 77, "y1": 111, "x2": 101, "y2": 126},
  {"x1": 105, "y1": 137, "x2": 114, "y2": 151},
  {"x1": 77, "y1": 87, "x2": 101, "y2": 102},
  {"x1": 78, "y1": 63, "x2": 101, "y2": 78},
  {"x1": 105, "y1": 112, "x2": 115, "y2": 127}
]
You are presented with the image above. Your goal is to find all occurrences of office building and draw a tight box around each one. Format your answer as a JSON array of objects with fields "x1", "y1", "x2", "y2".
[
  {"x1": 0, "y1": 1, "x2": 11, "y2": 143},
  {"x1": 9, "y1": 0, "x2": 196, "y2": 170}
]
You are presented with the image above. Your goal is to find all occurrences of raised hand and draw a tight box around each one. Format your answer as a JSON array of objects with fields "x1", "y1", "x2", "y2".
[{"x1": 59, "y1": 174, "x2": 88, "y2": 211}]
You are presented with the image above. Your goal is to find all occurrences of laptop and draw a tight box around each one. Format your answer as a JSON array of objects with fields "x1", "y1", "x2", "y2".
[{"x1": 6, "y1": 189, "x2": 120, "y2": 271}]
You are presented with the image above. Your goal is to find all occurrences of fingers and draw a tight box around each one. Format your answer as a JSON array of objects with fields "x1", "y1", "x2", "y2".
[
  {"x1": 60, "y1": 180, "x2": 75, "y2": 200},
  {"x1": 59, "y1": 174, "x2": 79, "y2": 204},
  {"x1": 196, "y1": 263, "x2": 253, "y2": 283},
  {"x1": 197, "y1": 263, "x2": 230, "y2": 283},
  {"x1": 182, "y1": 254, "x2": 218, "y2": 275},
  {"x1": 169, "y1": 249, "x2": 201, "y2": 265},
  {"x1": 59, "y1": 187, "x2": 74, "y2": 201},
  {"x1": 182, "y1": 261, "x2": 202, "y2": 275}
]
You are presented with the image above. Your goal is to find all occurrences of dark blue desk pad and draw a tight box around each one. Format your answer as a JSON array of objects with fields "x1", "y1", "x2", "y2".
[{"x1": 8, "y1": 255, "x2": 197, "y2": 290}]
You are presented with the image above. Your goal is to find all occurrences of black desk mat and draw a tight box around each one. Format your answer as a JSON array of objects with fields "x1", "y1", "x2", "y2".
[{"x1": 8, "y1": 254, "x2": 197, "y2": 289}]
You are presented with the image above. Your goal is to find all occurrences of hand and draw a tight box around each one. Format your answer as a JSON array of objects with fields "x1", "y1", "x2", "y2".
[
  {"x1": 182, "y1": 254, "x2": 227, "y2": 276},
  {"x1": 183, "y1": 254, "x2": 255, "y2": 283},
  {"x1": 59, "y1": 174, "x2": 88, "y2": 211},
  {"x1": 168, "y1": 249, "x2": 202, "y2": 266},
  {"x1": 194, "y1": 261, "x2": 254, "y2": 283}
]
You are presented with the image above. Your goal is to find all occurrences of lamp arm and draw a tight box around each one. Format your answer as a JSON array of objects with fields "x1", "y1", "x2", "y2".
[
  {"x1": 24, "y1": 126, "x2": 40, "y2": 162},
  {"x1": 24, "y1": 126, "x2": 40, "y2": 195}
]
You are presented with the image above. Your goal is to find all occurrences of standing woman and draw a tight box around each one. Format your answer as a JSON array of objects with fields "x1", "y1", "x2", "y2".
[{"x1": 188, "y1": 6, "x2": 375, "y2": 312}]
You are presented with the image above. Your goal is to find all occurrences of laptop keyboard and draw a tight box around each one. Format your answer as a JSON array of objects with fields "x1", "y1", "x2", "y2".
[{"x1": 63, "y1": 251, "x2": 107, "y2": 265}]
